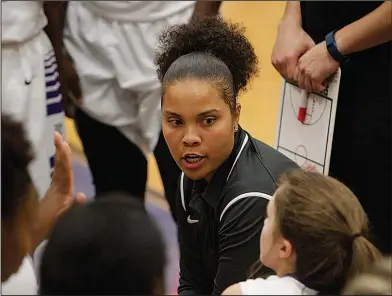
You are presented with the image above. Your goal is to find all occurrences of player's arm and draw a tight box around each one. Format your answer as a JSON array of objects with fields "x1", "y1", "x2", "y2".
[
  {"x1": 43, "y1": 2, "x2": 68, "y2": 59},
  {"x1": 213, "y1": 194, "x2": 271, "y2": 296},
  {"x1": 192, "y1": 1, "x2": 222, "y2": 20},
  {"x1": 43, "y1": 2, "x2": 79, "y2": 118},
  {"x1": 334, "y1": 1, "x2": 392, "y2": 55},
  {"x1": 43, "y1": 2, "x2": 68, "y2": 83},
  {"x1": 279, "y1": 1, "x2": 302, "y2": 27},
  {"x1": 29, "y1": 132, "x2": 86, "y2": 255}
]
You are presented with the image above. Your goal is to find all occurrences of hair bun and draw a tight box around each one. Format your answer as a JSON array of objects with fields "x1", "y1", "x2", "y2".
[{"x1": 155, "y1": 17, "x2": 259, "y2": 95}]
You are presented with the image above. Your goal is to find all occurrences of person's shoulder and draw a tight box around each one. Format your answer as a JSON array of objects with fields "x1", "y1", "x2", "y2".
[
  {"x1": 225, "y1": 133, "x2": 298, "y2": 196},
  {"x1": 251, "y1": 135, "x2": 299, "y2": 176},
  {"x1": 218, "y1": 177, "x2": 272, "y2": 226},
  {"x1": 238, "y1": 276, "x2": 318, "y2": 295},
  {"x1": 2, "y1": 256, "x2": 38, "y2": 295}
]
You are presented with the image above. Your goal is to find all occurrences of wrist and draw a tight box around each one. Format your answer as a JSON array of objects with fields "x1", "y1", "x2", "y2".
[
  {"x1": 278, "y1": 17, "x2": 302, "y2": 32},
  {"x1": 325, "y1": 30, "x2": 349, "y2": 64},
  {"x1": 334, "y1": 29, "x2": 350, "y2": 56}
]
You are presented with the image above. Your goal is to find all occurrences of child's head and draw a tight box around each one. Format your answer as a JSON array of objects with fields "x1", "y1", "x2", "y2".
[
  {"x1": 155, "y1": 17, "x2": 258, "y2": 181},
  {"x1": 343, "y1": 256, "x2": 392, "y2": 295},
  {"x1": 1, "y1": 114, "x2": 39, "y2": 282},
  {"x1": 259, "y1": 169, "x2": 381, "y2": 293},
  {"x1": 39, "y1": 193, "x2": 166, "y2": 295}
]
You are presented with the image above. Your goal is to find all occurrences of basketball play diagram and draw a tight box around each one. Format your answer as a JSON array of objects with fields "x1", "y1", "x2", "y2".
[{"x1": 275, "y1": 69, "x2": 341, "y2": 174}]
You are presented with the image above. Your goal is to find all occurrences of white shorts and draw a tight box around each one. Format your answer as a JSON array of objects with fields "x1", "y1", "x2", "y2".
[
  {"x1": 64, "y1": 2, "x2": 194, "y2": 156},
  {"x1": 2, "y1": 31, "x2": 65, "y2": 198}
]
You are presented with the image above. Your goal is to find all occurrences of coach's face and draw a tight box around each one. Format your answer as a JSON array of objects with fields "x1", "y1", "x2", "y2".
[{"x1": 162, "y1": 78, "x2": 239, "y2": 181}]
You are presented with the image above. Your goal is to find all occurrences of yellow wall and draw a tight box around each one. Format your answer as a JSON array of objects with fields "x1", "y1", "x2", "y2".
[{"x1": 66, "y1": 2, "x2": 285, "y2": 195}]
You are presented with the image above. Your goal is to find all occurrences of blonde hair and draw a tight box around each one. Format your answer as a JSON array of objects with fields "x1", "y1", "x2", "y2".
[
  {"x1": 273, "y1": 169, "x2": 381, "y2": 293},
  {"x1": 343, "y1": 256, "x2": 392, "y2": 295}
]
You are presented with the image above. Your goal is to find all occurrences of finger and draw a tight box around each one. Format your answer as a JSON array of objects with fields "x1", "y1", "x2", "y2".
[
  {"x1": 61, "y1": 140, "x2": 73, "y2": 170},
  {"x1": 74, "y1": 192, "x2": 87, "y2": 204},
  {"x1": 272, "y1": 58, "x2": 287, "y2": 81},
  {"x1": 312, "y1": 81, "x2": 326, "y2": 94},
  {"x1": 304, "y1": 75, "x2": 313, "y2": 93},
  {"x1": 280, "y1": 63, "x2": 288, "y2": 81},
  {"x1": 294, "y1": 65, "x2": 300, "y2": 85},
  {"x1": 304, "y1": 163, "x2": 317, "y2": 172},
  {"x1": 318, "y1": 80, "x2": 327, "y2": 93},
  {"x1": 297, "y1": 70, "x2": 306, "y2": 90},
  {"x1": 53, "y1": 131, "x2": 63, "y2": 152},
  {"x1": 53, "y1": 132, "x2": 64, "y2": 173},
  {"x1": 53, "y1": 132, "x2": 70, "y2": 170},
  {"x1": 52, "y1": 133, "x2": 73, "y2": 194},
  {"x1": 286, "y1": 59, "x2": 298, "y2": 83}
]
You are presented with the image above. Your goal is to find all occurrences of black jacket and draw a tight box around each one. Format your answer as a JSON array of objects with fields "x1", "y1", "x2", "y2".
[{"x1": 177, "y1": 126, "x2": 299, "y2": 295}]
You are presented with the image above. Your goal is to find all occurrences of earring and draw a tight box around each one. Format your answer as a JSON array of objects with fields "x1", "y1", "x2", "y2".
[{"x1": 234, "y1": 126, "x2": 238, "y2": 132}]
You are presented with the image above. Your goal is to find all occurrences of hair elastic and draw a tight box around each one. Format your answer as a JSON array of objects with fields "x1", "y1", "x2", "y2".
[{"x1": 351, "y1": 233, "x2": 362, "y2": 243}]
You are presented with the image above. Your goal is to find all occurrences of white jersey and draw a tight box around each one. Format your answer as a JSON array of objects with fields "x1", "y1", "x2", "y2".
[
  {"x1": 239, "y1": 276, "x2": 318, "y2": 295},
  {"x1": 2, "y1": 0, "x2": 65, "y2": 198},
  {"x1": 1, "y1": 1, "x2": 47, "y2": 44},
  {"x1": 64, "y1": 1, "x2": 195, "y2": 155},
  {"x1": 2, "y1": 256, "x2": 38, "y2": 295},
  {"x1": 81, "y1": 1, "x2": 196, "y2": 22}
]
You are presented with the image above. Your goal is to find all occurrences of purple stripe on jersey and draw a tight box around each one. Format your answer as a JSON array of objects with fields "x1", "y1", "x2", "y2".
[
  {"x1": 44, "y1": 50, "x2": 55, "y2": 62},
  {"x1": 47, "y1": 101, "x2": 63, "y2": 116},
  {"x1": 46, "y1": 77, "x2": 59, "y2": 88},
  {"x1": 46, "y1": 89, "x2": 61, "y2": 100},
  {"x1": 45, "y1": 59, "x2": 56, "y2": 68},
  {"x1": 49, "y1": 155, "x2": 55, "y2": 169},
  {"x1": 45, "y1": 52, "x2": 63, "y2": 116},
  {"x1": 45, "y1": 64, "x2": 58, "y2": 76}
]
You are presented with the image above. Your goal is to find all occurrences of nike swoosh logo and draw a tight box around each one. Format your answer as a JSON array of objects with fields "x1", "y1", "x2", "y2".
[{"x1": 187, "y1": 215, "x2": 199, "y2": 224}]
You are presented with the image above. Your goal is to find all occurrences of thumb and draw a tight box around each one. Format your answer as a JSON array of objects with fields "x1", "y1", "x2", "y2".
[
  {"x1": 74, "y1": 192, "x2": 87, "y2": 205},
  {"x1": 304, "y1": 163, "x2": 317, "y2": 172}
]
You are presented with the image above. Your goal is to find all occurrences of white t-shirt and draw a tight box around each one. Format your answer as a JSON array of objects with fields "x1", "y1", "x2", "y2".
[
  {"x1": 2, "y1": 256, "x2": 38, "y2": 295},
  {"x1": 1, "y1": 1, "x2": 47, "y2": 44},
  {"x1": 239, "y1": 275, "x2": 318, "y2": 295},
  {"x1": 82, "y1": 1, "x2": 196, "y2": 22}
]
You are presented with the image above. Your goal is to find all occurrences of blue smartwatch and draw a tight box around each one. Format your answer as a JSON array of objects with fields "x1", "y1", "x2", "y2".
[{"x1": 325, "y1": 30, "x2": 348, "y2": 64}]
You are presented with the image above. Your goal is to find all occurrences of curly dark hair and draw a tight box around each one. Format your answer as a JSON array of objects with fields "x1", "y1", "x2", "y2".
[
  {"x1": 1, "y1": 113, "x2": 34, "y2": 222},
  {"x1": 40, "y1": 192, "x2": 165, "y2": 295},
  {"x1": 155, "y1": 17, "x2": 259, "y2": 110}
]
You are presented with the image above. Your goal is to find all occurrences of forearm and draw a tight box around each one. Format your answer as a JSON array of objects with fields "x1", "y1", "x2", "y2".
[
  {"x1": 192, "y1": 1, "x2": 222, "y2": 19},
  {"x1": 29, "y1": 187, "x2": 69, "y2": 254},
  {"x1": 43, "y1": 2, "x2": 68, "y2": 61},
  {"x1": 335, "y1": 1, "x2": 392, "y2": 56},
  {"x1": 30, "y1": 199, "x2": 55, "y2": 255},
  {"x1": 279, "y1": 1, "x2": 302, "y2": 27}
]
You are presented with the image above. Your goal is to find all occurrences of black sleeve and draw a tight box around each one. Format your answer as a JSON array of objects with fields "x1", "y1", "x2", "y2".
[{"x1": 213, "y1": 195, "x2": 270, "y2": 296}]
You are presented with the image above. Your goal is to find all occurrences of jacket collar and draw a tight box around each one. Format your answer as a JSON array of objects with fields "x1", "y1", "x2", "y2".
[{"x1": 193, "y1": 126, "x2": 249, "y2": 208}]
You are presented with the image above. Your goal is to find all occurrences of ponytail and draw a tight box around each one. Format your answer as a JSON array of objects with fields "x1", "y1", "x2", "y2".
[
  {"x1": 343, "y1": 256, "x2": 392, "y2": 295},
  {"x1": 347, "y1": 236, "x2": 381, "y2": 284}
]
